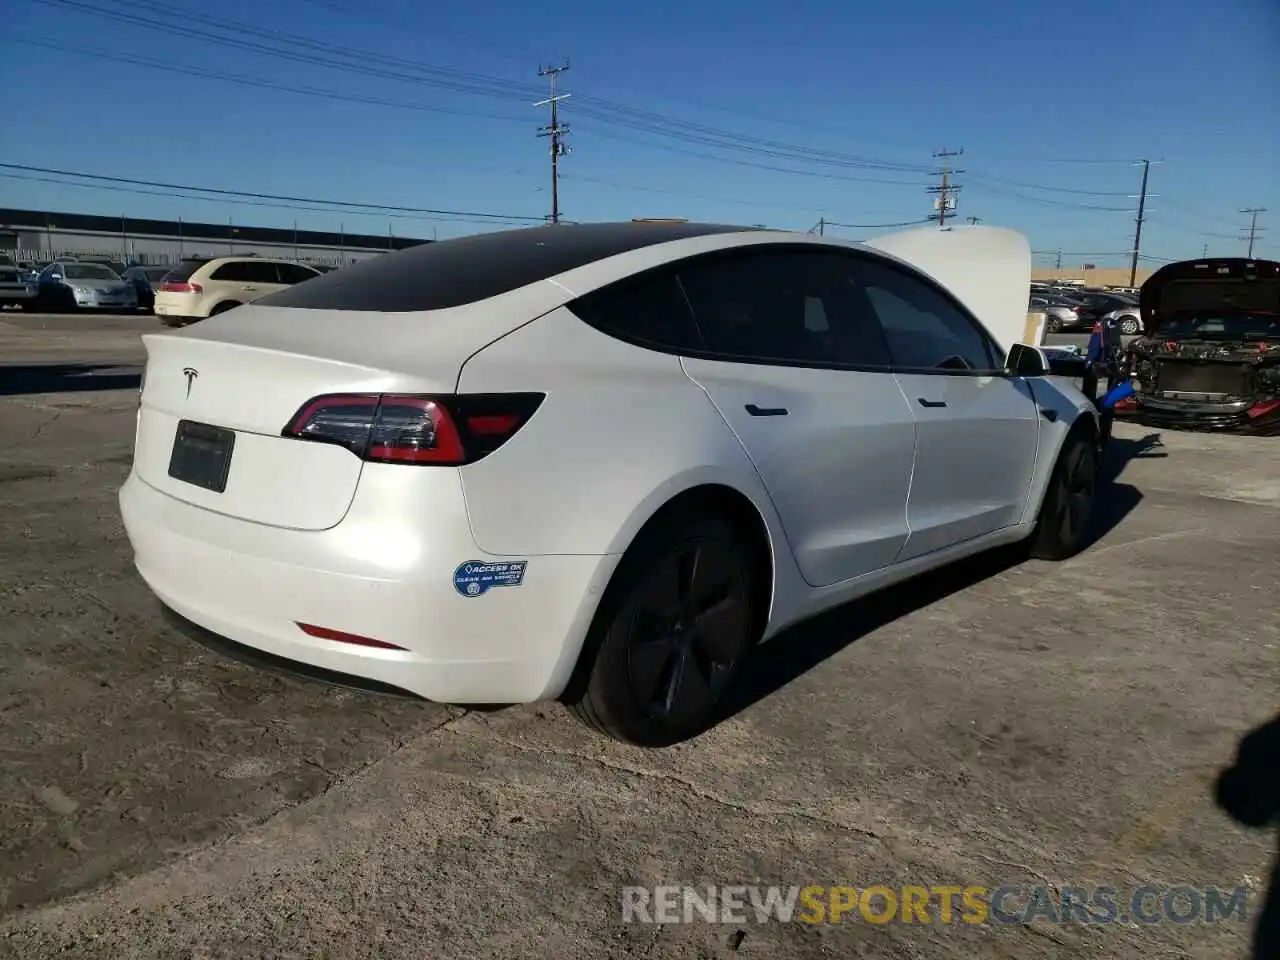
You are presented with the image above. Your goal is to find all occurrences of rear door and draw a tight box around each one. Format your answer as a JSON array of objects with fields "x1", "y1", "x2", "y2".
[
  {"x1": 677, "y1": 248, "x2": 917, "y2": 588},
  {"x1": 851, "y1": 257, "x2": 1040, "y2": 560}
]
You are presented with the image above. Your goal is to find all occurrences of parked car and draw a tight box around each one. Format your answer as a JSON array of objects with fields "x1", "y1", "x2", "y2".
[
  {"x1": 0, "y1": 254, "x2": 38, "y2": 310},
  {"x1": 1100, "y1": 302, "x2": 1144, "y2": 335},
  {"x1": 34, "y1": 262, "x2": 138, "y2": 311},
  {"x1": 122, "y1": 264, "x2": 175, "y2": 313},
  {"x1": 1068, "y1": 291, "x2": 1141, "y2": 330},
  {"x1": 1120, "y1": 257, "x2": 1280, "y2": 433},
  {"x1": 1030, "y1": 294, "x2": 1090, "y2": 332},
  {"x1": 120, "y1": 221, "x2": 1101, "y2": 747},
  {"x1": 153, "y1": 256, "x2": 323, "y2": 326}
]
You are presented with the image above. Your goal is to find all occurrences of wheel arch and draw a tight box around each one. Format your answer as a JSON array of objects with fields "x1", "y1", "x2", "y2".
[
  {"x1": 1020, "y1": 384, "x2": 1101, "y2": 526},
  {"x1": 555, "y1": 479, "x2": 780, "y2": 704}
]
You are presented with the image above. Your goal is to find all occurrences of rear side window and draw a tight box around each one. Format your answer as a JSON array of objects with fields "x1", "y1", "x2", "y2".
[
  {"x1": 277, "y1": 263, "x2": 321, "y2": 285},
  {"x1": 677, "y1": 250, "x2": 893, "y2": 368},
  {"x1": 162, "y1": 259, "x2": 209, "y2": 282},
  {"x1": 210, "y1": 261, "x2": 254, "y2": 282},
  {"x1": 568, "y1": 270, "x2": 702, "y2": 352}
]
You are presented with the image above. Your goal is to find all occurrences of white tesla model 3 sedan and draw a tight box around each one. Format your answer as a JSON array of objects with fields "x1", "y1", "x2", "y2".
[{"x1": 119, "y1": 221, "x2": 1100, "y2": 747}]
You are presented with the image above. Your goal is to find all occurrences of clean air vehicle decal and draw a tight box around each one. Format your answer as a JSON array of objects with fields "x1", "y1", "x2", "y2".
[{"x1": 453, "y1": 560, "x2": 529, "y2": 597}]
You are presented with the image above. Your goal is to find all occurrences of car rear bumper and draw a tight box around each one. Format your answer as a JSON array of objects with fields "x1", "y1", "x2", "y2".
[{"x1": 118, "y1": 469, "x2": 619, "y2": 703}]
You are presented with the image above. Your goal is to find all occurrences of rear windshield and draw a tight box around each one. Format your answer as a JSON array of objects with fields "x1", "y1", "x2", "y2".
[
  {"x1": 162, "y1": 259, "x2": 211, "y2": 282},
  {"x1": 256, "y1": 222, "x2": 758, "y2": 312},
  {"x1": 144, "y1": 266, "x2": 171, "y2": 281}
]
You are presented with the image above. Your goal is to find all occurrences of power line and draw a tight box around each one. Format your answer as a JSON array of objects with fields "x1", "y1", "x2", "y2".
[
  {"x1": 12, "y1": 0, "x2": 1201, "y2": 208},
  {"x1": 0, "y1": 172, "x2": 533, "y2": 228},
  {"x1": 0, "y1": 162, "x2": 544, "y2": 222},
  {"x1": 2, "y1": 37, "x2": 532, "y2": 124},
  {"x1": 21, "y1": 0, "x2": 938, "y2": 177},
  {"x1": 815, "y1": 217, "x2": 933, "y2": 233},
  {"x1": 536, "y1": 61, "x2": 572, "y2": 225},
  {"x1": 966, "y1": 172, "x2": 1130, "y2": 197},
  {"x1": 1240, "y1": 208, "x2": 1266, "y2": 258},
  {"x1": 927, "y1": 148, "x2": 963, "y2": 227}
]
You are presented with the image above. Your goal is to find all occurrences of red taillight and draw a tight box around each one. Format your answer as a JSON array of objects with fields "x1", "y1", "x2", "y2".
[
  {"x1": 1247, "y1": 399, "x2": 1280, "y2": 419},
  {"x1": 281, "y1": 393, "x2": 544, "y2": 465},
  {"x1": 296, "y1": 622, "x2": 407, "y2": 650},
  {"x1": 161, "y1": 280, "x2": 202, "y2": 294}
]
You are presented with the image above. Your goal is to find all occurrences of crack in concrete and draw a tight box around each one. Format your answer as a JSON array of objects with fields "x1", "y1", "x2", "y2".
[
  {"x1": 27, "y1": 409, "x2": 64, "y2": 442},
  {"x1": 458, "y1": 728, "x2": 891, "y2": 843}
]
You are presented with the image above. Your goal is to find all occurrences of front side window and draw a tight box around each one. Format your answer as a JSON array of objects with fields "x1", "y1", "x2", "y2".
[{"x1": 852, "y1": 259, "x2": 999, "y2": 372}]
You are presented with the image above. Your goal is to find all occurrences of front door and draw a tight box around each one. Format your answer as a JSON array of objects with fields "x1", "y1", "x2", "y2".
[
  {"x1": 851, "y1": 257, "x2": 1040, "y2": 561},
  {"x1": 677, "y1": 249, "x2": 917, "y2": 587}
]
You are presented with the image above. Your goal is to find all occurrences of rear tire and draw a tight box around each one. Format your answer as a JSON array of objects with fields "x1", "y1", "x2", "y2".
[
  {"x1": 1028, "y1": 429, "x2": 1099, "y2": 561},
  {"x1": 566, "y1": 511, "x2": 759, "y2": 747}
]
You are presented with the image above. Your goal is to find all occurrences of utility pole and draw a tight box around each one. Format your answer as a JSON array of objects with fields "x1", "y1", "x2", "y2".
[
  {"x1": 1055, "y1": 249, "x2": 1062, "y2": 271},
  {"x1": 1240, "y1": 208, "x2": 1266, "y2": 258},
  {"x1": 1127, "y1": 159, "x2": 1160, "y2": 288},
  {"x1": 927, "y1": 148, "x2": 964, "y2": 227},
  {"x1": 535, "y1": 60, "x2": 572, "y2": 225},
  {"x1": 1202, "y1": 243, "x2": 1208, "y2": 258}
]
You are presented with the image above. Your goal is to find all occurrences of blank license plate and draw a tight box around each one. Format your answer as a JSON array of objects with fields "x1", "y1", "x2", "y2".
[{"x1": 168, "y1": 420, "x2": 235, "y2": 493}]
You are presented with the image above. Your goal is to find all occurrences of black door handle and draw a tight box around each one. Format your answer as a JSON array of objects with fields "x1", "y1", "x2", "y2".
[
  {"x1": 745, "y1": 404, "x2": 788, "y2": 417},
  {"x1": 917, "y1": 398, "x2": 947, "y2": 408}
]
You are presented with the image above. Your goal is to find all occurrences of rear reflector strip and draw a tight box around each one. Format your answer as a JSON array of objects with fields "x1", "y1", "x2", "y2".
[{"x1": 296, "y1": 622, "x2": 407, "y2": 651}]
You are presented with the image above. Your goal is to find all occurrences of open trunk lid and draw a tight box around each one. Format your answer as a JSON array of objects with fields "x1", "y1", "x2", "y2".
[
  {"x1": 1140, "y1": 258, "x2": 1280, "y2": 335},
  {"x1": 133, "y1": 301, "x2": 532, "y2": 530}
]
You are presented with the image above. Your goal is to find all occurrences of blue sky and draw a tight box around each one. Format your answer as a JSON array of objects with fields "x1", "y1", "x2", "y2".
[{"x1": 2, "y1": 0, "x2": 1276, "y2": 267}]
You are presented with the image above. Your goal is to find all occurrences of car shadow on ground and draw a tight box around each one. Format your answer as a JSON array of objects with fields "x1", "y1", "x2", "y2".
[
  {"x1": 718, "y1": 432, "x2": 1165, "y2": 726},
  {"x1": 1214, "y1": 712, "x2": 1280, "y2": 959},
  {"x1": 0, "y1": 363, "x2": 142, "y2": 397}
]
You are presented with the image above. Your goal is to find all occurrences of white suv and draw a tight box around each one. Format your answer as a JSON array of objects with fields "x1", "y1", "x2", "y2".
[{"x1": 154, "y1": 256, "x2": 322, "y2": 326}]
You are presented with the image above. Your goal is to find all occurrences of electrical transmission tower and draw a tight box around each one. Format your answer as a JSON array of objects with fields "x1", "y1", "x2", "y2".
[
  {"x1": 1240, "y1": 208, "x2": 1266, "y2": 258},
  {"x1": 927, "y1": 148, "x2": 963, "y2": 227},
  {"x1": 535, "y1": 60, "x2": 572, "y2": 225}
]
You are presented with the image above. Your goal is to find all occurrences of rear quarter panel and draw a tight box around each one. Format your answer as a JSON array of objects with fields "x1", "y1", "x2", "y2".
[{"x1": 454, "y1": 306, "x2": 787, "y2": 561}]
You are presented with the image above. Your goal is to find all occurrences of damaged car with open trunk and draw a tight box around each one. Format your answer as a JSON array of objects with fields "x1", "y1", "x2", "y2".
[{"x1": 1116, "y1": 257, "x2": 1280, "y2": 433}]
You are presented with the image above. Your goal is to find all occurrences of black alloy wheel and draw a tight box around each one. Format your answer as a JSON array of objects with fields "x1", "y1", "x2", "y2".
[
  {"x1": 1030, "y1": 433, "x2": 1098, "y2": 560},
  {"x1": 567, "y1": 513, "x2": 758, "y2": 747},
  {"x1": 625, "y1": 537, "x2": 750, "y2": 724}
]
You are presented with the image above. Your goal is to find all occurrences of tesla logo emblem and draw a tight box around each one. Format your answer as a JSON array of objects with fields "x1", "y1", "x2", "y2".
[{"x1": 182, "y1": 367, "x2": 198, "y2": 398}]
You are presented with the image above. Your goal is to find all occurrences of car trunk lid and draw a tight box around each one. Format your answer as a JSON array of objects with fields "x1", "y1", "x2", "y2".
[
  {"x1": 133, "y1": 301, "x2": 533, "y2": 530},
  {"x1": 1140, "y1": 257, "x2": 1280, "y2": 335}
]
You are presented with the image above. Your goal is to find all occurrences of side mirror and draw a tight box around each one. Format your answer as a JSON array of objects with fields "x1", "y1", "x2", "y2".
[{"x1": 1006, "y1": 342, "x2": 1050, "y2": 377}]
